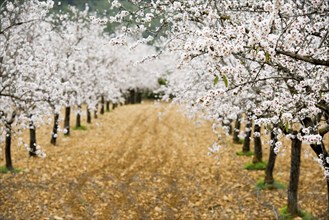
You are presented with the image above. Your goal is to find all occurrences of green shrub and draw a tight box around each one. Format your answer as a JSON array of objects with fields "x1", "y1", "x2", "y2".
[
  {"x1": 73, "y1": 125, "x2": 87, "y2": 131},
  {"x1": 236, "y1": 151, "x2": 254, "y2": 157},
  {"x1": 237, "y1": 138, "x2": 244, "y2": 144},
  {"x1": 255, "y1": 179, "x2": 286, "y2": 190},
  {"x1": 0, "y1": 166, "x2": 21, "y2": 174},
  {"x1": 279, "y1": 206, "x2": 314, "y2": 220},
  {"x1": 158, "y1": 77, "x2": 168, "y2": 86},
  {"x1": 244, "y1": 161, "x2": 267, "y2": 170}
]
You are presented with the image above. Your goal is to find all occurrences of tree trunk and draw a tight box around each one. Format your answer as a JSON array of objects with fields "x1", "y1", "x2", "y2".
[
  {"x1": 113, "y1": 103, "x2": 117, "y2": 110},
  {"x1": 243, "y1": 117, "x2": 252, "y2": 153},
  {"x1": 94, "y1": 104, "x2": 98, "y2": 119},
  {"x1": 301, "y1": 114, "x2": 329, "y2": 215},
  {"x1": 252, "y1": 124, "x2": 262, "y2": 163},
  {"x1": 130, "y1": 89, "x2": 136, "y2": 104},
  {"x1": 87, "y1": 108, "x2": 91, "y2": 124},
  {"x1": 100, "y1": 96, "x2": 105, "y2": 114},
  {"x1": 125, "y1": 93, "x2": 129, "y2": 105},
  {"x1": 29, "y1": 119, "x2": 37, "y2": 157},
  {"x1": 228, "y1": 119, "x2": 233, "y2": 135},
  {"x1": 128, "y1": 90, "x2": 132, "y2": 104},
  {"x1": 137, "y1": 92, "x2": 142, "y2": 103},
  {"x1": 64, "y1": 106, "x2": 70, "y2": 136},
  {"x1": 310, "y1": 142, "x2": 329, "y2": 214},
  {"x1": 265, "y1": 127, "x2": 278, "y2": 185},
  {"x1": 233, "y1": 113, "x2": 241, "y2": 143},
  {"x1": 76, "y1": 105, "x2": 81, "y2": 128},
  {"x1": 106, "y1": 101, "x2": 110, "y2": 112},
  {"x1": 5, "y1": 126, "x2": 13, "y2": 171},
  {"x1": 287, "y1": 134, "x2": 302, "y2": 217},
  {"x1": 50, "y1": 113, "x2": 59, "y2": 145},
  {"x1": 303, "y1": 116, "x2": 329, "y2": 214}
]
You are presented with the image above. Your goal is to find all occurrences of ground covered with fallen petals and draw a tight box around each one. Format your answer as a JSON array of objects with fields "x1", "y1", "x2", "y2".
[{"x1": 0, "y1": 102, "x2": 328, "y2": 219}]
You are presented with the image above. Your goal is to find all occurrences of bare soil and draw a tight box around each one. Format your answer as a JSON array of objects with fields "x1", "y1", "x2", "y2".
[{"x1": 0, "y1": 102, "x2": 327, "y2": 219}]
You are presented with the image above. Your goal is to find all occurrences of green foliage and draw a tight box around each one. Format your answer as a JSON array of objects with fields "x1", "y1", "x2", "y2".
[
  {"x1": 279, "y1": 206, "x2": 314, "y2": 220},
  {"x1": 265, "y1": 51, "x2": 270, "y2": 63},
  {"x1": 285, "y1": 121, "x2": 289, "y2": 133},
  {"x1": 158, "y1": 78, "x2": 168, "y2": 86},
  {"x1": 214, "y1": 74, "x2": 228, "y2": 87},
  {"x1": 222, "y1": 74, "x2": 228, "y2": 88},
  {"x1": 53, "y1": 0, "x2": 110, "y2": 11},
  {"x1": 52, "y1": 0, "x2": 168, "y2": 39},
  {"x1": 73, "y1": 125, "x2": 87, "y2": 131},
  {"x1": 0, "y1": 166, "x2": 21, "y2": 174},
  {"x1": 0, "y1": 166, "x2": 9, "y2": 174},
  {"x1": 214, "y1": 76, "x2": 219, "y2": 86},
  {"x1": 236, "y1": 151, "x2": 254, "y2": 157},
  {"x1": 244, "y1": 161, "x2": 267, "y2": 170},
  {"x1": 233, "y1": 138, "x2": 244, "y2": 144},
  {"x1": 255, "y1": 179, "x2": 285, "y2": 190}
]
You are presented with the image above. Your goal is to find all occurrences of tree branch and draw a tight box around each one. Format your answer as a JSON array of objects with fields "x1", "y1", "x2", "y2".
[
  {"x1": 319, "y1": 124, "x2": 329, "y2": 137},
  {"x1": 0, "y1": 18, "x2": 40, "y2": 36},
  {"x1": 276, "y1": 49, "x2": 329, "y2": 67}
]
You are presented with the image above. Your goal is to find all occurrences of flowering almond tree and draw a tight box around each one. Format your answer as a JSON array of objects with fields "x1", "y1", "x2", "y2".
[
  {"x1": 0, "y1": 0, "x2": 54, "y2": 168},
  {"x1": 0, "y1": 0, "x2": 172, "y2": 172},
  {"x1": 110, "y1": 0, "x2": 328, "y2": 217}
]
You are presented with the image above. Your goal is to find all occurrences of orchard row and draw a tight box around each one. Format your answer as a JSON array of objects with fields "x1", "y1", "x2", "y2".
[
  {"x1": 0, "y1": 2, "x2": 166, "y2": 171},
  {"x1": 1, "y1": 0, "x2": 329, "y2": 218},
  {"x1": 107, "y1": 0, "x2": 329, "y2": 217}
]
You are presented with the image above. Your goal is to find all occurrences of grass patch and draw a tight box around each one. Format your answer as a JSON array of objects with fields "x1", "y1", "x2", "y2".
[
  {"x1": 256, "y1": 179, "x2": 286, "y2": 190},
  {"x1": 73, "y1": 125, "x2": 87, "y2": 131},
  {"x1": 279, "y1": 206, "x2": 314, "y2": 220},
  {"x1": 236, "y1": 151, "x2": 254, "y2": 157},
  {"x1": 0, "y1": 166, "x2": 22, "y2": 174},
  {"x1": 244, "y1": 161, "x2": 267, "y2": 170},
  {"x1": 233, "y1": 138, "x2": 244, "y2": 144}
]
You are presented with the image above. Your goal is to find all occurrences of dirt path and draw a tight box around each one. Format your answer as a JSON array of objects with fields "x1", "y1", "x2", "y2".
[{"x1": 0, "y1": 102, "x2": 327, "y2": 219}]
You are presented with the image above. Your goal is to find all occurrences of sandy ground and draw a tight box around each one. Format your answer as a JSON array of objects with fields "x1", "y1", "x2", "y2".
[{"x1": 0, "y1": 102, "x2": 328, "y2": 219}]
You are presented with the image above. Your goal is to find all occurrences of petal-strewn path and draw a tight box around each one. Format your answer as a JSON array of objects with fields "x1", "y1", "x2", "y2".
[{"x1": 0, "y1": 102, "x2": 327, "y2": 219}]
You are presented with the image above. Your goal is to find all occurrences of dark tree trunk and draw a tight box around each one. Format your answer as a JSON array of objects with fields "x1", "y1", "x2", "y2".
[
  {"x1": 5, "y1": 126, "x2": 13, "y2": 171},
  {"x1": 128, "y1": 90, "x2": 132, "y2": 104},
  {"x1": 76, "y1": 105, "x2": 81, "y2": 128},
  {"x1": 243, "y1": 117, "x2": 252, "y2": 153},
  {"x1": 50, "y1": 113, "x2": 59, "y2": 145},
  {"x1": 100, "y1": 96, "x2": 105, "y2": 114},
  {"x1": 125, "y1": 93, "x2": 129, "y2": 105},
  {"x1": 94, "y1": 104, "x2": 98, "y2": 119},
  {"x1": 265, "y1": 127, "x2": 278, "y2": 185},
  {"x1": 304, "y1": 116, "x2": 329, "y2": 215},
  {"x1": 252, "y1": 124, "x2": 262, "y2": 163},
  {"x1": 130, "y1": 89, "x2": 136, "y2": 104},
  {"x1": 136, "y1": 92, "x2": 142, "y2": 103},
  {"x1": 106, "y1": 101, "x2": 110, "y2": 112},
  {"x1": 287, "y1": 134, "x2": 302, "y2": 217},
  {"x1": 64, "y1": 106, "x2": 71, "y2": 136},
  {"x1": 29, "y1": 119, "x2": 37, "y2": 157},
  {"x1": 113, "y1": 103, "x2": 117, "y2": 110},
  {"x1": 87, "y1": 108, "x2": 91, "y2": 124},
  {"x1": 233, "y1": 113, "x2": 241, "y2": 143},
  {"x1": 310, "y1": 142, "x2": 329, "y2": 215},
  {"x1": 228, "y1": 119, "x2": 233, "y2": 135}
]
